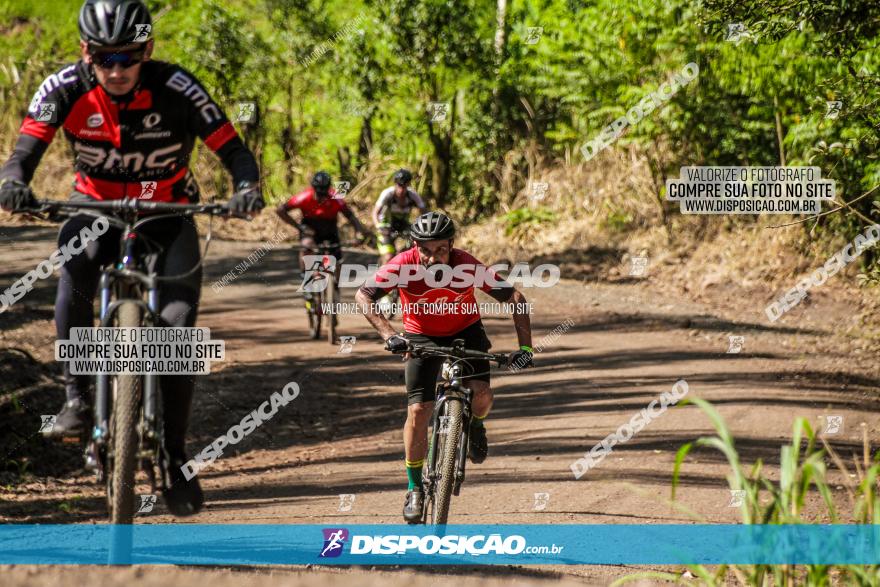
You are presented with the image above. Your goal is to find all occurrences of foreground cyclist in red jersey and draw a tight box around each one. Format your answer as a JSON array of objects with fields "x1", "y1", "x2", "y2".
[
  {"x1": 0, "y1": 0, "x2": 262, "y2": 516},
  {"x1": 355, "y1": 212, "x2": 534, "y2": 522},
  {"x1": 275, "y1": 171, "x2": 372, "y2": 290}
]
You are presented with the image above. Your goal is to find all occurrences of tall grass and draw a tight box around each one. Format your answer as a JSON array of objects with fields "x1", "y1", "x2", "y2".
[{"x1": 614, "y1": 397, "x2": 880, "y2": 586}]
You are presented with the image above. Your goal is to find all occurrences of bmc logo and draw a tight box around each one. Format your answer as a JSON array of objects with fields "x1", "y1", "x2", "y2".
[
  {"x1": 166, "y1": 70, "x2": 222, "y2": 125},
  {"x1": 28, "y1": 65, "x2": 77, "y2": 115},
  {"x1": 73, "y1": 141, "x2": 183, "y2": 173},
  {"x1": 319, "y1": 528, "x2": 348, "y2": 558}
]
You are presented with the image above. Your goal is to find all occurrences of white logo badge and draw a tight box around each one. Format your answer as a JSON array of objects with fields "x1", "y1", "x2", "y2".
[
  {"x1": 335, "y1": 181, "x2": 350, "y2": 196},
  {"x1": 34, "y1": 102, "x2": 57, "y2": 123},
  {"x1": 133, "y1": 24, "x2": 152, "y2": 43},
  {"x1": 298, "y1": 255, "x2": 337, "y2": 293},
  {"x1": 728, "y1": 489, "x2": 746, "y2": 507},
  {"x1": 87, "y1": 113, "x2": 104, "y2": 128},
  {"x1": 143, "y1": 113, "x2": 161, "y2": 129},
  {"x1": 338, "y1": 493, "x2": 356, "y2": 512},
  {"x1": 140, "y1": 181, "x2": 157, "y2": 200},
  {"x1": 525, "y1": 27, "x2": 544, "y2": 45},
  {"x1": 430, "y1": 102, "x2": 449, "y2": 122},
  {"x1": 136, "y1": 494, "x2": 157, "y2": 514},
  {"x1": 529, "y1": 182, "x2": 549, "y2": 203},
  {"x1": 629, "y1": 255, "x2": 649, "y2": 277},
  {"x1": 824, "y1": 415, "x2": 843, "y2": 435},
  {"x1": 236, "y1": 102, "x2": 256, "y2": 123},
  {"x1": 338, "y1": 336, "x2": 356, "y2": 354},
  {"x1": 825, "y1": 101, "x2": 842, "y2": 120},
  {"x1": 39, "y1": 415, "x2": 57, "y2": 433},
  {"x1": 533, "y1": 492, "x2": 550, "y2": 510},
  {"x1": 727, "y1": 335, "x2": 745, "y2": 354}
]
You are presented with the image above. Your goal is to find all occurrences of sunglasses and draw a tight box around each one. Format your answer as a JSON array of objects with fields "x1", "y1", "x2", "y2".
[{"x1": 90, "y1": 48, "x2": 145, "y2": 70}]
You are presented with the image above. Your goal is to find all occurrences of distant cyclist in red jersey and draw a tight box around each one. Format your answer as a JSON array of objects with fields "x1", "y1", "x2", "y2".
[
  {"x1": 355, "y1": 211, "x2": 534, "y2": 523},
  {"x1": 275, "y1": 171, "x2": 371, "y2": 286}
]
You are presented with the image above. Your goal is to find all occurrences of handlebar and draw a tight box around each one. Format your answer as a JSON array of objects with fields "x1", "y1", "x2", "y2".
[
  {"x1": 391, "y1": 340, "x2": 509, "y2": 367},
  {"x1": 28, "y1": 197, "x2": 239, "y2": 217},
  {"x1": 20, "y1": 198, "x2": 243, "y2": 282},
  {"x1": 303, "y1": 239, "x2": 364, "y2": 253}
]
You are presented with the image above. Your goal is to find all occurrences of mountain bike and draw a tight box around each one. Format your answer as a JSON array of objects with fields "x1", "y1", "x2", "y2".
[
  {"x1": 26, "y1": 197, "x2": 235, "y2": 524},
  {"x1": 301, "y1": 238, "x2": 360, "y2": 343},
  {"x1": 393, "y1": 339, "x2": 508, "y2": 524}
]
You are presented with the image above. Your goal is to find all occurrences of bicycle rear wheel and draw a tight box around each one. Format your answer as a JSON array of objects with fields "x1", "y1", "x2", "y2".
[
  {"x1": 307, "y1": 290, "x2": 322, "y2": 339},
  {"x1": 108, "y1": 301, "x2": 142, "y2": 524},
  {"x1": 430, "y1": 399, "x2": 462, "y2": 525},
  {"x1": 327, "y1": 276, "x2": 337, "y2": 344}
]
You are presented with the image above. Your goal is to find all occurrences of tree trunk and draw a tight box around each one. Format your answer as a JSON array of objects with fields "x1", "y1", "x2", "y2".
[
  {"x1": 493, "y1": 0, "x2": 507, "y2": 98},
  {"x1": 357, "y1": 114, "x2": 373, "y2": 169},
  {"x1": 425, "y1": 91, "x2": 458, "y2": 208},
  {"x1": 337, "y1": 146, "x2": 353, "y2": 185},
  {"x1": 773, "y1": 95, "x2": 786, "y2": 166},
  {"x1": 281, "y1": 80, "x2": 297, "y2": 189}
]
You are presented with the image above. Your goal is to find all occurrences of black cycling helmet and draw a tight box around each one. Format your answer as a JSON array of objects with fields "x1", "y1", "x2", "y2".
[
  {"x1": 411, "y1": 212, "x2": 455, "y2": 242},
  {"x1": 311, "y1": 171, "x2": 332, "y2": 194},
  {"x1": 393, "y1": 168, "x2": 413, "y2": 186},
  {"x1": 79, "y1": 0, "x2": 153, "y2": 46}
]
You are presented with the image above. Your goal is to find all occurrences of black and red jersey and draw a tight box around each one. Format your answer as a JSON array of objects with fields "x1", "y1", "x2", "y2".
[{"x1": 1, "y1": 59, "x2": 258, "y2": 202}]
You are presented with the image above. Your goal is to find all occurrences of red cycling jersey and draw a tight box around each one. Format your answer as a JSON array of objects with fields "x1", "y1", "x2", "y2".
[
  {"x1": 284, "y1": 187, "x2": 349, "y2": 220},
  {"x1": 364, "y1": 247, "x2": 513, "y2": 336}
]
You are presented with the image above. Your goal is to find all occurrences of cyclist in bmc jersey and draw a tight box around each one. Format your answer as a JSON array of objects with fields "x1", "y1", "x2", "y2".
[
  {"x1": 275, "y1": 170, "x2": 372, "y2": 289},
  {"x1": 0, "y1": 0, "x2": 262, "y2": 516},
  {"x1": 355, "y1": 212, "x2": 534, "y2": 523},
  {"x1": 372, "y1": 168, "x2": 426, "y2": 265}
]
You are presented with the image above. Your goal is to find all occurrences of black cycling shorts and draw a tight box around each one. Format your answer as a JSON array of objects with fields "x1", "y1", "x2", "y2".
[
  {"x1": 300, "y1": 222, "x2": 342, "y2": 261},
  {"x1": 404, "y1": 320, "x2": 492, "y2": 405}
]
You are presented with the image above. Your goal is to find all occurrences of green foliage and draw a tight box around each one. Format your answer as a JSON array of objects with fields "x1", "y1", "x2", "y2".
[
  {"x1": 2, "y1": 0, "x2": 880, "y2": 247},
  {"x1": 602, "y1": 204, "x2": 634, "y2": 233},
  {"x1": 501, "y1": 206, "x2": 558, "y2": 237},
  {"x1": 666, "y1": 397, "x2": 880, "y2": 586}
]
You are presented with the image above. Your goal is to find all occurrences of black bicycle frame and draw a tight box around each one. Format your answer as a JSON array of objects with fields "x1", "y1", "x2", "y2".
[
  {"x1": 427, "y1": 361, "x2": 475, "y2": 497},
  {"x1": 93, "y1": 221, "x2": 166, "y2": 482}
]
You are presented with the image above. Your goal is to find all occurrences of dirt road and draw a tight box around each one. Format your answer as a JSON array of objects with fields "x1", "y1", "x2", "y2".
[{"x1": 3, "y1": 226, "x2": 880, "y2": 585}]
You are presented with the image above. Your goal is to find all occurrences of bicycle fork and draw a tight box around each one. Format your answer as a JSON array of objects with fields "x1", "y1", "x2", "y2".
[
  {"x1": 426, "y1": 386, "x2": 473, "y2": 499},
  {"x1": 89, "y1": 266, "x2": 164, "y2": 489}
]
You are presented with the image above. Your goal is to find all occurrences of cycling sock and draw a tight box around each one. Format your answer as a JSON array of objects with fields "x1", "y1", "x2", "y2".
[
  {"x1": 472, "y1": 412, "x2": 488, "y2": 426},
  {"x1": 406, "y1": 459, "x2": 424, "y2": 490}
]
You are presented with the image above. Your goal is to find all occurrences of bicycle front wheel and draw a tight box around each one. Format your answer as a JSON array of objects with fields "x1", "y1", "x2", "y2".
[
  {"x1": 430, "y1": 399, "x2": 462, "y2": 525},
  {"x1": 108, "y1": 301, "x2": 142, "y2": 524}
]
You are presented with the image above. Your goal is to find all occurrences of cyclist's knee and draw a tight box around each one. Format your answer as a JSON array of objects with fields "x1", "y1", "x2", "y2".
[
  {"x1": 407, "y1": 401, "x2": 434, "y2": 422},
  {"x1": 471, "y1": 381, "x2": 492, "y2": 397}
]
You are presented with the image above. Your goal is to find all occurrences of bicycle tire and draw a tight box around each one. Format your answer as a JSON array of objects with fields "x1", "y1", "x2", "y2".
[
  {"x1": 431, "y1": 399, "x2": 462, "y2": 524},
  {"x1": 308, "y1": 290, "x2": 322, "y2": 339},
  {"x1": 327, "y1": 275, "x2": 337, "y2": 344},
  {"x1": 108, "y1": 301, "x2": 142, "y2": 524}
]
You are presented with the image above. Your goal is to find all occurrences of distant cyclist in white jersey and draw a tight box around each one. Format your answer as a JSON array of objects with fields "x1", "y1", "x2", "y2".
[{"x1": 372, "y1": 168, "x2": 427, "y2": 265}]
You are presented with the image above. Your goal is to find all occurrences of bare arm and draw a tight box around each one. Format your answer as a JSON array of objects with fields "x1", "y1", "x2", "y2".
[
  {"x1": 509, "y1": 289, "x2": 532, "y2": 349},
  {"x1": 356, "y1": 289, "x2": 397, "y2": 340},
  {"x1": 410, "y1": 190, "x2": 427, "y2": 215},
  {"x1": 342, "y1": 207, "x2": 371, "y2": 237},
  {"x1": 275, "y1": 202, "x2": 301, "y2": 232},
  {"x1": 372, "y1": 199, "x2": 385, "y2": 227}
]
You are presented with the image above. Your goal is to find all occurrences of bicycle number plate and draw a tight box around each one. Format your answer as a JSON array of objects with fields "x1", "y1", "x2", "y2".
[{"x1": 437, "y1": 415, "x2": 450, "y2": 434}]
